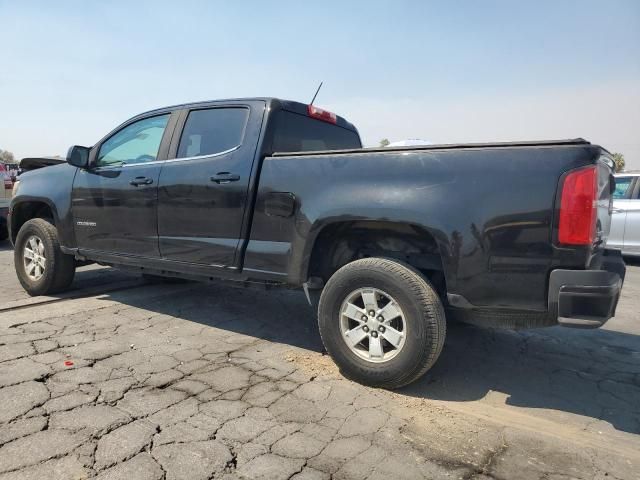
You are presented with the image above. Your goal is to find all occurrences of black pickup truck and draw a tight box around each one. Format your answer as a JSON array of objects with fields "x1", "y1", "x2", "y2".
[{"x1": 9, "y1": 98, "x2": 625, "y2": 388}]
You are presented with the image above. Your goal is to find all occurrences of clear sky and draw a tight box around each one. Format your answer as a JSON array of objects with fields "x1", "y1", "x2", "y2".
[{"x1": 1, "y1": 0, "x2": 639, "y2": 168}]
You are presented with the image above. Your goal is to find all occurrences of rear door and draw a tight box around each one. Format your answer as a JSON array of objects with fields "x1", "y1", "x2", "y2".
[
  {"x1": 157, "y1": 100, "x2": 264, "y2": 267},
  {"x1": 623, "y1": 179, "x2": 640, "y2": 254},
  {"x1": 608, "y1": 175, "x2": 635, "y2": 250}
]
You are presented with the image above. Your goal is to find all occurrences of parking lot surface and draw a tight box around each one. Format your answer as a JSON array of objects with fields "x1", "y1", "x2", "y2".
[{"x1": 0, "y1": 243, "x2": 638, "y2": 480}]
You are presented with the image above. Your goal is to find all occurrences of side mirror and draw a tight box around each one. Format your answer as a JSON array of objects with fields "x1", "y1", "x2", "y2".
[{"x1": 66, "y1": 145, "x2": 91, "y2": 168}]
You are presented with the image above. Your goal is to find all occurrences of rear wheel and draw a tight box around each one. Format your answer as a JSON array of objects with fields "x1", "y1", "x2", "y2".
[
  {"x1": 318, "y1": 257, "x2": 446, "y2": 389},
  {"x1": 14, "y1": 218, "x2": 76, "y2": 296}
]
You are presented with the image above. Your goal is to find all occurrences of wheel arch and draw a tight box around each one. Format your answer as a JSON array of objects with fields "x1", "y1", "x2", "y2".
[
  {"x1": 301, "y1": 219, "x2": 451, "y2": 298},
  {"x1": 10, "y1": 198, "x2": 59, "y2": 244}
]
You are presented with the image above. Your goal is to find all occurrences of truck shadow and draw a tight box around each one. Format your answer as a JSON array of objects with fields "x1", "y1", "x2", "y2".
[
  {"x1": 404, "y1": 322, "x2": 640, "y2": 436},
  {"x1": 624, "y1": 256, "x2": 640, "y2": 267},
  {"x1": 99, "y1": 280, "x2": 640, "y2": 436}
]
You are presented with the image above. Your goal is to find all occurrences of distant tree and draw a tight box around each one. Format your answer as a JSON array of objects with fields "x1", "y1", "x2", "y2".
[
  {"x1": 379, "y1": 138, "x2": 390, "y2": 147},
  {"x1": 611, "y1": 152, "x2": 625, "y2": 173},
  {"x1": 0, "y1": 149, "x2": 15, "y2": 164}
]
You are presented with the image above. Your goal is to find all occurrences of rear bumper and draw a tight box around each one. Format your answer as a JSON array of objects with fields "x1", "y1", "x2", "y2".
[{"x1": 549, "y1": 249, "x2": 626, "y2": 328}]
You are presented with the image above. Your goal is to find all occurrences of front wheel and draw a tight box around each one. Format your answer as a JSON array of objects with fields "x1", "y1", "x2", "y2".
[
  {"x1": 14, "y1": 218, "x2": 76, "y2": 296},
  {"x1": 318, "y1": 257, "x2": 446, "y2": 389}
]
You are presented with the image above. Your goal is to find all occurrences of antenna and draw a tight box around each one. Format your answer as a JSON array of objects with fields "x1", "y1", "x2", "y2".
[{"x1": 310, "y1": 81, "x2": 323, "y2": 105}]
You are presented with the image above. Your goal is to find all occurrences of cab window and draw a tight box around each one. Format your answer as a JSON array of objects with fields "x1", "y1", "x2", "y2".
[
  {"x1": 177, "y1": 108, "x2": 249, "y2": 158},
  {"x1": 97, "y1": 114, "x2": 170, "y2": 167}
]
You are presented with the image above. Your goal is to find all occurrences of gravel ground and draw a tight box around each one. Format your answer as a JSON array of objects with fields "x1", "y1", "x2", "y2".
[{"x1": 0, "y1": 242, "x2": 638, "y2": 480}]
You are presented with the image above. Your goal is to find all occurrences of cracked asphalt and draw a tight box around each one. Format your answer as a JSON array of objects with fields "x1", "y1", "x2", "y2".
[{"x1": 0, "y1": 243, "x2": 639, "y2": 480}]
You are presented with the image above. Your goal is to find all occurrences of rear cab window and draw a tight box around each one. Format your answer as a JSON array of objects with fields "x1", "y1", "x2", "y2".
[{"x1": 272, "y1": 110, "x2": 362, "y2": 153}]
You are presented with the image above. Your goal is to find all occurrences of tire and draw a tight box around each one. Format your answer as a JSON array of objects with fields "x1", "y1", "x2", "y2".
[
  {"x1": 14, "y1": 218, "x2": 76, "y2": 296},
  {"x1": 318, "y1": 257, "x2": 446, "y2": 389}
]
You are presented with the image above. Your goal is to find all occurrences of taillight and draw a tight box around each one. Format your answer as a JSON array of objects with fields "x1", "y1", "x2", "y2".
[
  {"x1": 4, "y1": 179, "x2": 12, "y2": 190},
  {"x1": 307, "y1": 105, "x2": 337, "y2": 124},
  {"x1": 558, "y1": 165, "x2": 598, "y2": 246}
]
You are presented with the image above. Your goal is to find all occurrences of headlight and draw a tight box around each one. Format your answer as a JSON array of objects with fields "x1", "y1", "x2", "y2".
[{"x1": 12, "y1": 180, "x2": 19, "y2": 198}]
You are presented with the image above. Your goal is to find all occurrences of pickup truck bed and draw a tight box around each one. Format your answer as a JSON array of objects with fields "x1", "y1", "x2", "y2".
[
  {"x1": 251, "y1": 138, "x2": 619, "y2": 316},
  {"x1": 8, "y1": 97, "x2": 625, "y2": 388}
]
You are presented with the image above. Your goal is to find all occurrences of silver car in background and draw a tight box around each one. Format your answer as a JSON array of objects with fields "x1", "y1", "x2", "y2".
[{"x1": 608, "y1": 172, "x2": 640, "y2": 257}]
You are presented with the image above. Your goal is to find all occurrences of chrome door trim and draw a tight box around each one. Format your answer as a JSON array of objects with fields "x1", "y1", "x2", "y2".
[
  {"x1": 91, "y1": 145, "x2": 241, "y2": 172},
  {"x1": 165, "y1": 145, "x2": 241, "y2": 164}
]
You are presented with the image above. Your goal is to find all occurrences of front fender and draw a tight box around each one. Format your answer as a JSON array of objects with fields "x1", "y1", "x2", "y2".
[{"x1": 10, "y1": 163, "x2": 78, "y2": 246}]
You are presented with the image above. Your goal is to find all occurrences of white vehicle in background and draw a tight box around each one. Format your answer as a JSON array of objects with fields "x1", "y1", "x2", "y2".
[
  {"x1": 386, "y1": 139, "x2": 433, "y2": 147},
  {"x1": 608, "y1": 172, "x2": 640, "y2": 257}
]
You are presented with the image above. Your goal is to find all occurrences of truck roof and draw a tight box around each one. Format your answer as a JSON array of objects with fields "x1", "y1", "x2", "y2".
[{"x1": 136, "y1": 97, "x2": 358, "y2": 133}]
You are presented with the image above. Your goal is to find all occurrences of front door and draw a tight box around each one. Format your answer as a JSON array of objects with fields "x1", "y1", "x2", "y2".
[
  {"x1": 157, "y1": 102, "x2": 264, "y2": 267},
  {"x1": 72, "y1": 113, "x2": 174, "y2": 256},
  {"x1": 608, "y1": 176, "x2": 635, "y2": 251},
  {"x1": 622, "y1": 186, "x2": 640, "y2": 254}
]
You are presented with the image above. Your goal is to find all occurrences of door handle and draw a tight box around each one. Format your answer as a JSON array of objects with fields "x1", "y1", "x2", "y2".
[
  {"x1": 130, "y1": 176, "x2": 153, "y2": 186},
  {"x1": 611, "y1": 207, "x2": 626, "y2": 214},
  {"x1": 210, "y1": 172, "x2": 240, "y2": 184}
]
